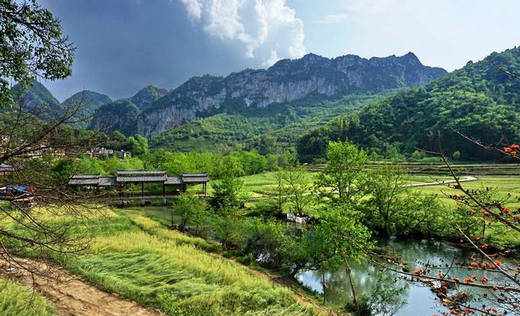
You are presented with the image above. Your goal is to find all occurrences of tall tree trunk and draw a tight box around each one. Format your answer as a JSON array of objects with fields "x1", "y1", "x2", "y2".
[
  {"x1": 321, "y1": 273, "x2": 327, "y2": 304},
  {"x1": 347, "y1": 266, "x2": 358, "y2": 307}
]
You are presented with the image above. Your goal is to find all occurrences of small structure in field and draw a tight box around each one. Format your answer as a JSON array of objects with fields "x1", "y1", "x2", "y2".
[
  {"x1": 68, "y1": 170, "x2": 209, "y2": 204},
  {"x1": 0, "y1": 164, "x2": 15, "y2": 176}
]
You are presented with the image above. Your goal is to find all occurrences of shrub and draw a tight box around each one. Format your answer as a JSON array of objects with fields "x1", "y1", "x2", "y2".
[
  {"x1": 173, "y1": 193, "x2": 209, "y2": 231},
  {"x1": 209, "y1": 174, "x2": 245, "y2": 213}
]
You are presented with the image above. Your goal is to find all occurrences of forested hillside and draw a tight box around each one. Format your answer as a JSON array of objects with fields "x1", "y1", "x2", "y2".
[
  {"x1": 138, "y1": 52, "x2": 445, "y2": 136},
  {"x1": 11, "y1": 81, "x2": 62, "y2": 119},
  {"x1": 61, "y1": 90, "x2": 112, "y2": 126},
  {"x1": 298, "y1": 47, "x2": 520, "y2": 162},
  {"x1": 152, "y1": 94, "x2": 383, "y2": 152},
  {"x1": 86, "y1": 52, "x2": 445, "y2": 136}
]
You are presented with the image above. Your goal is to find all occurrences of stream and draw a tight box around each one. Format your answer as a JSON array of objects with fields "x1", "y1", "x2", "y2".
[{"x1": 296, "y1": 239, "x2": 519, "y2": 315}]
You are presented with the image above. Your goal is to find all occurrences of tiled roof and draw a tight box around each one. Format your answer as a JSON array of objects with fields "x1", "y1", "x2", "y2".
[
  {"x1": 69, "y1": 175, "x2": 101, "y2": 186},
  {"x1": 165, "y1": 176, "x2": 182, "y2": 185},
  {"x1": 181, "y1": 173, "x2": 209, "y2": 183},
  {"x1": 0, "y1": 164, "x2": 15, "y2": 172},
  {"x1": 69, "y1": 171, "x2": 208, "y2": 187},
  {"x1": 116, "y1": 171, "x2": 167, "y2": 183}
]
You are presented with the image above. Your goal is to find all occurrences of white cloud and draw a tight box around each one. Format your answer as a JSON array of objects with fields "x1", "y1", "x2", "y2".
[
  {"x1": 179, "y1": 0, "x2": 306, "y2": 66},
  {"x1": 180, "y1": 0, "x2": 202, "y2": 19},
  {"x1": 314, "y1": 13, "x2": 348, "y2": 25}
]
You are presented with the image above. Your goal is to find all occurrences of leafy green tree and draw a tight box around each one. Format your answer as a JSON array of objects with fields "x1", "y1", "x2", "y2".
[
  {"x1": 102, "y1": 156, "x2": 144, "y2": 174},
  {"x1": 173, "y1": 193, "x2": 208, "y2": 232},
  {"x1": 209, "y1": 174, "x2": 245, "y2": 213},
  {"x1": 0, "y1": 0, "x2": 102, "y2": 271},
  {"x1": 316, "y1": 141, "x2": 369, "y2": 206},
  {"x1": 0, "y1": 0, "x2": 73, "y2": 108},
  {"x1": 362, "y1": 165, "x2": 446, "y2": 238},
  {"x1": 127, "y1": 135, "x2": 149, "y2": 156},
  {"x1": 277, "y1": 167, "x2": 315, "y2": 217},
  {"x1": 74, "y1": 156, "x2": 104, "y2": 175},
  {"x1": 307, "y1": 205, "x2": 372, "y2": 308}
]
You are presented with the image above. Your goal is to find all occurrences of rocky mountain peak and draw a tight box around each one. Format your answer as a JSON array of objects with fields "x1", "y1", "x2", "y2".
[
  {"x1": 93, "y1": 52, "x2": 448, "y2": 136},
  {"x1": 130, "y1": 85, "x2": 169, "y2": 109}
]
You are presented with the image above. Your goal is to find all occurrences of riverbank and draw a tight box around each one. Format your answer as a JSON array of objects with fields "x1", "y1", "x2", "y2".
[{"x1": 296, "y1": 238, "x2": 520, "y2": 315}]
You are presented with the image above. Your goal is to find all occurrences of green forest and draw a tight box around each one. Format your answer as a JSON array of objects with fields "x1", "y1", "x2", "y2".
[{"x1": 298, "y1": 47, "x2": 520, "y2": 162}]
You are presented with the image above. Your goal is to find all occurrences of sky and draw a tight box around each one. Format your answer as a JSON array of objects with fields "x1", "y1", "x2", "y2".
[{"x1": 39, "y1": 0, "x2": 520, "y2": 101}]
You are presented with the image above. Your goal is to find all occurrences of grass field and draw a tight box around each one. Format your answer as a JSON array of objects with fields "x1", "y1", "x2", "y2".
[
  {"x1": 236, "y1": 171, "x2": 520, "y2": 249},
  {"x1": 5, "y1": 207, "x2": 327, "y2": 316},
  {"x1": 0, "y1": 278, "x2": 55, "y2": 316},
  {"x1": 239, "y1": 171, "x2": 520, "y2": 206}
]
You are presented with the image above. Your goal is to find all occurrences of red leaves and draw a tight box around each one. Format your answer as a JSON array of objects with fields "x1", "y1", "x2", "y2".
[
  {"x1": 467, "y1": 259, "x2": 501, "y2": 270},
  {"x1": 469, "y1": 261, "x2": 480, "y2": 269},
  {"x1": 412, "y1": 267, "x2": 425, "y2": 276},
  {"x1": 463, "y1": 276, "x2": 476, "y2": 284},
  {"x1": 503, "y1": 143, "x2": 520, "y2": 156},
  {"x1": 479, "y1": 243, "x2": 489, "y2": 250}
]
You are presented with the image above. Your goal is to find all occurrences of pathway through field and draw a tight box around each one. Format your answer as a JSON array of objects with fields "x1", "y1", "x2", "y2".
[
  {"x1": 0, "y1": 258, "x2": 162, "y2": 316},
  {"x1": 404, "y1": 175, "x2": 478, "y2": 187}
]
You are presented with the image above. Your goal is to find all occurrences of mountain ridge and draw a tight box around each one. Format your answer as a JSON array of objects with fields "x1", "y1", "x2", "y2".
[
  {"x1": 133, "y1": 52, "x2": 446, "y2": 136},
  {"x1": 297, "y1": 46, "x2": 520, "y2": 161}
]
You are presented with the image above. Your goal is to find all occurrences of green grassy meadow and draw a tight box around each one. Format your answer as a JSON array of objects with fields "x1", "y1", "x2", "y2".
[
  {"x1": 239, "y1": 171, "x2": 520, "y2": 207},
  {"x1": 236, "y1": 171, "x2": 520, "y2": 249}
]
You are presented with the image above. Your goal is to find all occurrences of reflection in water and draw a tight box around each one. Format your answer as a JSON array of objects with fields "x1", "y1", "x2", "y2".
[{"x1": 297, "y1": 239, "x2": 519, "y2": 315}]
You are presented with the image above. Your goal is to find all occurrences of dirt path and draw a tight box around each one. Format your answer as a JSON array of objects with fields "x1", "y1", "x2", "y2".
[
  {"x1": 0, "y1": 258, "x2": 162, "y2": 316},
  {"x1": 404, "y1": 175, "x2": 478, "y2": 188}
]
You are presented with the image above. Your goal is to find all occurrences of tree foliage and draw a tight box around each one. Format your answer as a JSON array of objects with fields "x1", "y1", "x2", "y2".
[
  {"x1": 0, "y1": 0, "x2": 73, "y2": 106},
  {"x1": 315, "y1": 141, "x2": 368, "y2": 206}
]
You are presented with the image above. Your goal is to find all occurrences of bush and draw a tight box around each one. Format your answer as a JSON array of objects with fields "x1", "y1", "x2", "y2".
[
  {"x1": 210, "y1": 215, "x2": 250, "y2": 251},
  {"x1": 209, "y1": 174, "x2": 245, "y2": 213},
  {"x1": 173, "y1": 193, "x2": 209, "y2": 231}
]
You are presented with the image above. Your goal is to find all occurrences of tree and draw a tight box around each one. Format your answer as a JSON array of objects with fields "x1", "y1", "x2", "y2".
[
  {"x1": 307, "y1": 205, "x2": 372, "y2": 309},
  {"x1": 127, "y1": 135, "x2": 149, "y2": 156},
  {"x1": 277, "y1": 167, "x2": 315, "y2": 217},
  {"x1": 209, "y1": 174, "x2": 244, "y2": 213},
  {"x1": 0, "y1": 0, "x2": 73, "y2": 106},
  {"x1": 173, "y1": 193, "x2": 208, "y2": 232},
  {"x1": 362, "y1": 165, "x2": 445, "y2": 238},
  {"x1": 316, "y1": 141, "x2": 368, "y2": 206},
  {"x1": 0, "y1": 0, "x2": 98, "y2": 272}
]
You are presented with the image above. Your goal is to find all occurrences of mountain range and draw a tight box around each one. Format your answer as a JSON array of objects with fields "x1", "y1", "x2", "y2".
[
  {"x1": 13, "y1": 51, "x2": 447, "y2": 145},
  {"x1": 10, "y1": 47, "x2": 520, "y2": 160},
  {"x1": 297, "y1": 47, "x2": 520, "y2": 161},
  {"x1": 136, "y1": 52, "x2": 446, "y2": 135}
]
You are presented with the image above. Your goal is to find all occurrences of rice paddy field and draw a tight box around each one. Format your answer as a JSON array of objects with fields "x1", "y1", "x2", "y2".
[
  {"x1": 0, "y1": 278, "x2": 55, "y2": 316},
  {"x1": 3, "y1": 206, "x2": 328, "y2": 316},
  {"x1": 239, "y1": 171, "x2": 520, "y2": 208}
]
